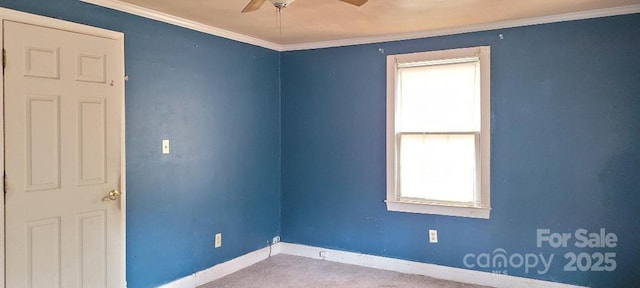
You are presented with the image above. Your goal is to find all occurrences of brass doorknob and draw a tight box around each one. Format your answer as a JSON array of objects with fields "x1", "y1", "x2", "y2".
[{"x1": 102, "y1": 189, "x2": 120, "y2": 201}]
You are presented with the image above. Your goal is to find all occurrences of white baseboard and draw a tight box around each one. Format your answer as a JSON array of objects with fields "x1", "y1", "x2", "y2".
[
  {"x1": 159, "y1": 242, "x2": 584, "y2": 288},
  {"x1": 158, "y1": 243, "x2": 281, "y2": 288},
  {"x1": 278, "y1": 243, "x2": 585, "y2": 288}
]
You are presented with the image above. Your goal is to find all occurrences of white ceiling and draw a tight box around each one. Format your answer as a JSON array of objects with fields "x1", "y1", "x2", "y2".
[{"x1": 84, "y1": 0, "x2": 640, "y2": 50}]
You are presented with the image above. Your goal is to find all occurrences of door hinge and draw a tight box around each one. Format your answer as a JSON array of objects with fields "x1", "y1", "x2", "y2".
[
  {"x1": 3, "y1": 172, "x2": 7, "y2": 194},
  {"x1": 3, "y1": 49, "x2": 6, "y2": 69}
]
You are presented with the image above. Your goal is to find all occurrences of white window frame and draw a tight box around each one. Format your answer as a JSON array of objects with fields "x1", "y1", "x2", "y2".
[{"x1": 385, "y1": 46, "x2": 491, "y2": 219}]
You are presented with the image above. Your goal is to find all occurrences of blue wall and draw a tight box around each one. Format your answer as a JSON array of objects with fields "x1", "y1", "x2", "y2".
[
  {"x1": 281, "y1": 14, "x2": 640, "y2": 287},
  {"x1": 1, "y1": 1, "x2": 639, "y2": 287},
  {"x1": 0, "y1": 1, "x2": 281, "y2": 287}
]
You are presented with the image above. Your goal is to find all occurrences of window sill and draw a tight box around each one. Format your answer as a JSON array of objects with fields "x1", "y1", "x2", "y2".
[{"x1": 385, "y1": 200, "x2": 490, "y2": 219}]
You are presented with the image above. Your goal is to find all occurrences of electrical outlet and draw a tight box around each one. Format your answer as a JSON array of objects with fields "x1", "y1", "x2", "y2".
[
  {"x1": 429, "y1": 229, "x2": 438, "y2": 243},
  {"x1": 272, "y1": 236, "x2": 280, "y2": 244},
  {"x1": 214, "y1": 233, "x2": 222, "y2": 248}
]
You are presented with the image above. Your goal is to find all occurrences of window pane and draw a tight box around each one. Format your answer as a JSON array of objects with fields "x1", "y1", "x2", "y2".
[
  {"x1": 398, "y1": 61, "x2": 479, "y2": 132},
  {"x1": 399, "y1": 134, "x2": 476, "y2": 203}
]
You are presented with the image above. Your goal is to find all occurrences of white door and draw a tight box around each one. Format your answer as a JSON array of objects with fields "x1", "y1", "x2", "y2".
[{"x1": 4, "y1": 20, "x2": 123, "y2": 288}]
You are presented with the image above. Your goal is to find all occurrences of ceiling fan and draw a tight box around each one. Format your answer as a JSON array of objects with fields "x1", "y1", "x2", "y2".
[{"x1": 242, "y1": 0, "x2": 368, "y2": 13}]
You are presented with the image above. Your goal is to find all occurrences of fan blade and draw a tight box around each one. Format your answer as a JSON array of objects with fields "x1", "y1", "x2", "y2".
[
  {"x1": 339, "y1": 0, "x2": 368, "y2": 6},
  {"x1": 242, "y1": 0, "x2": 267, "y2": 13}
]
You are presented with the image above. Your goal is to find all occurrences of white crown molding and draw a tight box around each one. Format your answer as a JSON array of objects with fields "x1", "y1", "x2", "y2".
[
  {"x1": 79, "y1": 0, "x2": 284, "y2": 51},
  {"x1": 282, "y1": 4, "x2": 640, "y2": 51},
  {"x1": 79, "y1": 0, "x2": 639, "y2": 52}
]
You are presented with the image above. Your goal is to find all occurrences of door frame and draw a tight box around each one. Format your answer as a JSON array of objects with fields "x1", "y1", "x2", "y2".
[{"x1": 0, "y1": 7, "x2": 127, "y2": 288}]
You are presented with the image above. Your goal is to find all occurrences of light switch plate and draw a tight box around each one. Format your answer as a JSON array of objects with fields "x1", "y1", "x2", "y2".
[{"x1": 162, "y1": 139, "x2": 170, "y2": 154}]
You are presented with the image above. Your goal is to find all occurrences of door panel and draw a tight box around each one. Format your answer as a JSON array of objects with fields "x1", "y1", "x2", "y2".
[
  {"x1": 26, "y1": 94, "x2": 61, "y2": 191},
  {"x1": 78, "y1": 98, "x2": 107, "y2": 185},
  {"x1": 4, "y1": 20, "x2": 122, "y2": 288},
  {"x1": 26, "y1": 217, "x2": 61, "y2": 288}
]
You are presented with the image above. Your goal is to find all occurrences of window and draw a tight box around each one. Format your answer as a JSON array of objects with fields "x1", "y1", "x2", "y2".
[{"x1": 386, "y1": 46, "x2": 491, "y2": 219}]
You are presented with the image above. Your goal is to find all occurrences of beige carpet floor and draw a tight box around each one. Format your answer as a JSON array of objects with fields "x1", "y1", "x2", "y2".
[{"x1": 199, "y1": 254, "x2": 492, "y2": 288}]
